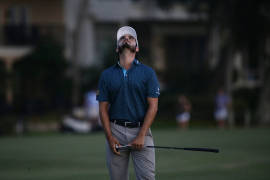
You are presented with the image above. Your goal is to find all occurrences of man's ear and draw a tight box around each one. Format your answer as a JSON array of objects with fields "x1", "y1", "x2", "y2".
[
  {"x1": 136, "y1": 47, "x2": 139, "y2": 52},
  {"x1": 116, "y1": 48, "x2": 119, "y2": 53}
]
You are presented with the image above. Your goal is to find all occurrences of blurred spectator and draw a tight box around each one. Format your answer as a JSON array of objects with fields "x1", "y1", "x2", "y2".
[
  {"x1": 176, "y1": 95, "x2": 192, "y2": 129},
  {"x1": 60, "y1": 89, "x2": 102, "y2": 133},
  {"x1": 214, "y1": 88, "x2": 231, "y2": 128},
  {"x1": 84, "y1": 89, "x2": 101, "y2": 130},
  {"x1": 61, "y1": 110, "x2": 92, "y2": 133}
]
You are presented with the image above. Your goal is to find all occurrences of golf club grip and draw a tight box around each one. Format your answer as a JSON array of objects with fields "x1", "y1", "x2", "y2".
[{"x1": 146, "y1": 146, "x2": 219, "y2": 153}]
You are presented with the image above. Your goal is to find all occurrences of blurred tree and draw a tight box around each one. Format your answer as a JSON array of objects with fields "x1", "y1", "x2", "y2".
[
  {"x1": 0, "y1": 60, "x2": 7, "y2": 114},
  {"x1": 257, "y1": 48, "x2": 270, "y2": 125},
  {"x1": 81, "y1": 66, "x2": 101, "y2": 93},
  {"x1": 68, "y1": 0, "x2": 92, "y2": 107},
  {"x1": 13, "y1": 37, "x2": 71, "y2": 115},
  {"x1": 156, "y1": 0, "x2": 270, "y2": 125}
]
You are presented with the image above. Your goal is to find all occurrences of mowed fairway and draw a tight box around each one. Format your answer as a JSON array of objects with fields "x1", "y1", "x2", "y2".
[{"x1": 0, "y1": 128, "x2": 270, "y2": 180}]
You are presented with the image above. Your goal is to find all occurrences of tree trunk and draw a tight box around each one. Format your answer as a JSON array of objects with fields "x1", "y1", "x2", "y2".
[
  {"x1": 225, "y1": 45, "x2": 235, "y2": 128},
  {"x1": 71, "y1": 0, "x2": 89, "y2": 107},
  {"x1": 257, "y1": 72, "x2": 270, "y2": 125},
  {"x1": 257, "y1": 43, "x2": 270, "y2": 125}
]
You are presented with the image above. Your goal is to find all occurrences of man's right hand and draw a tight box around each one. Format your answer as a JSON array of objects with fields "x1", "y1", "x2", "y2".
[{"x1": 108, "y1": 135, "x2": 121, "y2": 155}]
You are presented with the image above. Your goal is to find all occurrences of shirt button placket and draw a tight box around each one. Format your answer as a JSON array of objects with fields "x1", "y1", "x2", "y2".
[{"x1": 125, "y1": 72, "x2": 128, "y2": 82}]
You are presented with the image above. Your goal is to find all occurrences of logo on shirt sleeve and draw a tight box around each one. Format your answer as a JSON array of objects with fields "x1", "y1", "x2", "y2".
[{"x1": 156, "y1": 87, "x2": 160, "y2": 95}]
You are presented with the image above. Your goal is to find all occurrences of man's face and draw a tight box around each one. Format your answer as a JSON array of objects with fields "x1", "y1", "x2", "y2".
[{"x1": 118, "y1": 34, "x2": 137, "y2": 53}]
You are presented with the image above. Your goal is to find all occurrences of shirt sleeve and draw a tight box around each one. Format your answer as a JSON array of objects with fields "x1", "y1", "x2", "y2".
[
  {"x1": 147, "y1": 70, "x2": 160, "y2": 98},
  {"x1": 96, "y1": 72, "x2": 109, "y2": 102}
]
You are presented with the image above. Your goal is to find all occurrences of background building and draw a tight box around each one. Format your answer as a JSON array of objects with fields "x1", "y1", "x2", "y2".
[{"x1": 0, "y1": 0, "x2": 64, "y2": 106}]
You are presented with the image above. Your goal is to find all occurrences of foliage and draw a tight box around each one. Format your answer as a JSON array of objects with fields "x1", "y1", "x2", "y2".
[
  {"x1": 155, "y1": 0, "x2": 270, "y2": 125},
  {"x1": 81, "y1": 66, "x2": 102, "y2": 95},
  {"x1": 13, "y1": 37, "x2": 72, "y2": 114},
  {"x1": 0, "y1": 60, "x2": 6, "y2": 110},
  {"x1": 233, "y1": 88, "x2": 260, "y2": 125}
]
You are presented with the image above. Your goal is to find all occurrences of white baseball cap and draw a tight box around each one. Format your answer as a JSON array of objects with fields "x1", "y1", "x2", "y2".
[{"x1": 117, "y1": 26, "x2": 139, "y2": 48}]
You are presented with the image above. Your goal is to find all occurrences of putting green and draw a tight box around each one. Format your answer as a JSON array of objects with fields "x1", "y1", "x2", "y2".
[{"x1": 0, "y1": 128, "x2": 269, "y2": 180}]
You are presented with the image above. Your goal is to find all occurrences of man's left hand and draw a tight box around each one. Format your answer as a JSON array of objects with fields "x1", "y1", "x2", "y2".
[{"x1": 129, "y1": 135, "x2": 145, "y2": 150}]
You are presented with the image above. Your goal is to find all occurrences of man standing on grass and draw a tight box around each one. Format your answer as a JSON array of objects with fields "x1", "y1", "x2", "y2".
[{"x1": 97, "y1": 26, "x2": 160, "y2": 180}]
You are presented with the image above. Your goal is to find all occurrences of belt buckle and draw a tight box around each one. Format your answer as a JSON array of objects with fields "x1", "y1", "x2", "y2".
[{"x1": 124, "y1": 121, "x2": 131, "y2": 127}]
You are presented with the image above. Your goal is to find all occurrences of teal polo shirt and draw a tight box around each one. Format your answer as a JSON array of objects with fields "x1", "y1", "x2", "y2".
[{"x1": 97, "y1": 59, "x2": 160, "y2": 123}]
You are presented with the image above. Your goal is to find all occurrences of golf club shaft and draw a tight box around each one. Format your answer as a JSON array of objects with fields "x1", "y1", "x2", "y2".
[
  {"x1": 116, "y1": 145, "x2": 219, "y2": 153},
  {"x1": 146, "y1": 146, "x2": 219, "y2": 153}
]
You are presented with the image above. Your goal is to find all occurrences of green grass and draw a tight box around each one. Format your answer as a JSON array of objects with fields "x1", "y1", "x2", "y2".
[{"x1": 0, "y1": 128, "x2": 270, "y2": 180}]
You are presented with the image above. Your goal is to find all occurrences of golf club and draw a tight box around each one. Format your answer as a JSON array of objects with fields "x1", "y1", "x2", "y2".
[{"x1": 116, "y1": 145, "x2": 219, "y2": 153}]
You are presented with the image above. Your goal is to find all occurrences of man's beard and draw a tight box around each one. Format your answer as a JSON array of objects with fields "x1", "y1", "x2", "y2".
[{"x1": 118, "y1": 42, "x2": 136, "y2": 54}]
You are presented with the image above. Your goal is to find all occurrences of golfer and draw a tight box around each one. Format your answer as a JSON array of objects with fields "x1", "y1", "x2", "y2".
[{"x1": 97, "y1": 26, "x2": 160, "y2": 180}]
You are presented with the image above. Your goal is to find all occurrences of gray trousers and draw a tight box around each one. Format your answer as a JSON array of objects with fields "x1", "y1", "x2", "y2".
[{"x1": 106, "y1": 122, "x2": 155, "y2": 180}]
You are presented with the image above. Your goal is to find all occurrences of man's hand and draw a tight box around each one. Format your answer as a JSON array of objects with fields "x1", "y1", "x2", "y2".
[
  {"x1": 128, "y1": 97, "x2": 158, "y2": 151},
  {"x1": 99, "y1": 102, "x2": 121, "y2": 155},
  {"x1": 108, "y1": 135, "x2": 121, "y2": 155},
  {"x1": 129, "y1": 134, "x2": 145, "y2": 150}
]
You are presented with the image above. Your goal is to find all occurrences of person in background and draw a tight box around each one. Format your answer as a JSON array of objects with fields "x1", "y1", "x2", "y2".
[
  {"x1": 176, "y1": 95, "x2": 192, "y2": 129},
  {"x1": 85, "y1": 89, "x2": 101, "y2": 131},
  {"x1": 214, "y1": 88, "x2": 231, "y2": 128}
]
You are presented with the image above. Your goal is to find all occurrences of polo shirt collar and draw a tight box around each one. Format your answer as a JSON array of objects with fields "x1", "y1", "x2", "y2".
[{"x1": 117, "y1": 59, "x2": 140, "y2": 68}]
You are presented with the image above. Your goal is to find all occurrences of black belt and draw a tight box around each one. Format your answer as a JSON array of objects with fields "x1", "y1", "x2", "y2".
[{"x1": 111, "y1": 119, "x2": 143, "y2": 128}]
